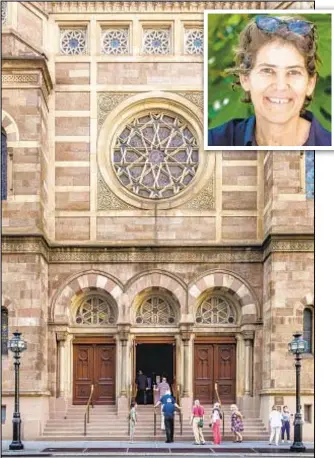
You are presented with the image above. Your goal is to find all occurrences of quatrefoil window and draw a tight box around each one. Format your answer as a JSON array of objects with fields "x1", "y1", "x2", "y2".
[
  {"x1": 74, "y1": 296, "x2": 117, "y2": 325},
  {"x1": 60, "y1": 29, "x2": 87, "y2": 55},
  {"x1": 135, "y1": 295, "x2": 176, "y2": 325},
  {"x1": 196, "y1": 296, "x2": 237, "y2": 325},
  {"x1": 112, "y1": 112, "x2": 199, "y2": 199}
]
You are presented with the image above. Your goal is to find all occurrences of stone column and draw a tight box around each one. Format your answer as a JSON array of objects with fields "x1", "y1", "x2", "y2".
[
  {"x1": 181, "y1": 331, "x2": 191, "y2": 397},
  {"x1": 117, "y1": 324, "x2": 130, "y2": 414},
  {"x1": 242, "y1": 331, "x2": 254, "y2": 397},
  {"x1": 56, "y1": 332, "x2": 67, "y2": 398}
]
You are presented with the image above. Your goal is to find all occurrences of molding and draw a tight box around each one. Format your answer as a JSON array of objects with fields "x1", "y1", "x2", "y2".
[
  {"x1": 2, "y1": 391, "x2": 52, "y2": 397},
  {"x1": 259, "y1": 389, "x2": 314, "y2": 396},
  {"x1": 1, "y1": 234, "x2": 313, "y2": 264}
]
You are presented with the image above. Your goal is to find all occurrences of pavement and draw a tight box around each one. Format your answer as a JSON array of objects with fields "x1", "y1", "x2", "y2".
[{"x1": 1, "y1": 440, "x2": 315, "y2": 458}]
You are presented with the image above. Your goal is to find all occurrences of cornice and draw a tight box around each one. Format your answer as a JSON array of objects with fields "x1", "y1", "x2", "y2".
[{"x1": 1, "y1": 233, "x2": 314, "y2": 264}]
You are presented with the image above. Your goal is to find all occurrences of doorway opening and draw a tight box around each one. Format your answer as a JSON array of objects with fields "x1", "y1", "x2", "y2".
[{"x1": 135, "y1": 343, "x2": 174, "y2": 404}]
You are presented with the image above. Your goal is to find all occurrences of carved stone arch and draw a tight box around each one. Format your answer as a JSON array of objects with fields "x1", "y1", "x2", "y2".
[
  {"x1": 97, "y1": 91, "x2": 215, "y2": 210},
  {"x1": 132, "y1": 286, "x2": 180, "y2": 326},
  {"x1": 51, "y1": 270, "x2": 123, "y2": 324},
  {"x1": 189, "y1": 269, "x2": 260, "y2": 324},
  {"x1": 2, "y1": 110, "x2": 19, "y2": 143},
  {"x1": 124, "y1": 269, "x2": 187, "y2": 320},
  {"x1": 194, "y1": 287, "x2": 240, "y2": 326}
]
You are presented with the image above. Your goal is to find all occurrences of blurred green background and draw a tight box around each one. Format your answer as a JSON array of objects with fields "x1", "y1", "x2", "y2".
[{"x1": 208, "y1": 13, "x2": 332, "y2": 131}]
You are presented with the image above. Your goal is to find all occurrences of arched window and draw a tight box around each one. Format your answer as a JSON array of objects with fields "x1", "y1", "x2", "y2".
[
  {"x1": 74, "y1": 295, "x2": 117, "y2": 325},
  {"x1": 1, "y1": 128, "x2": 7, "y2": 200},
  {"x1": 196, "y1": 295, "x2": 237, "y2": 325},
  {"x1": 135, "y1": 295, "x2": 176, "y2": 325},
  {"x1": 303, "y1": 308, "x2": 313, "y2": 353},
  {"x1": 1, "y1": 307, "x2": 8, "y2": 355}
]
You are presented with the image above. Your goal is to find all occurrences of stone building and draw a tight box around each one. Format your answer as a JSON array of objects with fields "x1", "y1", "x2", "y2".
[{"x1": 1, "y1": 1, "x2": 314, "y2": 441}]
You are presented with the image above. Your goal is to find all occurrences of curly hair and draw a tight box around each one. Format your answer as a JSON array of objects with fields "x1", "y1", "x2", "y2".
[{"x1": 226, "y1": 16, "x2": 320, "y2": 108}]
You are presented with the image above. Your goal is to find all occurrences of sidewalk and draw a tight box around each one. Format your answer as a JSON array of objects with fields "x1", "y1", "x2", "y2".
[{"x1": 1, "y1": 439, "x2": 315, "y2": 456}]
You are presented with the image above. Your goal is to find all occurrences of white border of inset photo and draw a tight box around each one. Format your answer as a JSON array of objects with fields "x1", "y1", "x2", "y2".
[{"x1": 204, "y1": 10, "x2": 333, "y2": 150}]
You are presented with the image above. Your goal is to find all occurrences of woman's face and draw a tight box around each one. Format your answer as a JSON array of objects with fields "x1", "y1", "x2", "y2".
[{"x1": 240, "y1": 40, "x2": 316, "y2": 125}]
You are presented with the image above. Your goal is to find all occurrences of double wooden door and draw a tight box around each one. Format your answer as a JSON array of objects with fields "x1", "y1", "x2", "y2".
[
  {"x1": 73, "y1": 341, "x2": 116, "y2": 405},
  {"x1": 194, "y1": 343, "x2": 236, "y2": 404}
]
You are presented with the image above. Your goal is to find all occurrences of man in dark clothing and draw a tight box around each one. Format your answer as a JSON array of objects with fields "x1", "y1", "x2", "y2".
[
  {"x1": 135, "y1": 370, "x2": 147, "y2": 405},
  {"x1": 162, "y1": 397, "x2": 179, "y2": 443}
]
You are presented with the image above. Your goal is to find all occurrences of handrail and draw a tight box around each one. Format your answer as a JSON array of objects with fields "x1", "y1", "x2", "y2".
[
  {"x1": 178, "y1": 410, "x2": 183, "y2": 436},
  {"x1": 222, "y1": 410, "x2": 225, "y2": 438},
  {"x1": 83, "y1": 384, "x2": 94, "y2": 436},
  {"x1": 153, "y1": 407, "x2": 157, "y2": 436}
]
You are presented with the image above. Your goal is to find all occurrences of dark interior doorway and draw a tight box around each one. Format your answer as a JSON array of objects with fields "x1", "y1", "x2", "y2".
[{"x1": 135, "y1": 343, "x2": 174, "y2": 404}]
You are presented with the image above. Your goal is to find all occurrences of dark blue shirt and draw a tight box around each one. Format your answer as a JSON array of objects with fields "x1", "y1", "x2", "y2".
[
  {"x1": 163, "y1": 402, "x2": 176, "y2": 418},
  {"x1": 160, "y1": 394, "x2": 175, "y2": 405},
  {"x1": 208, "y1": 111, "x2": 331, "y2": 147}
]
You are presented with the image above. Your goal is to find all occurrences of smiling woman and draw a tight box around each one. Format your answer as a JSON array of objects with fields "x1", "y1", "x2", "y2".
[{"x1": 207, "y1": 14, "x2": 332, "y2": 148}]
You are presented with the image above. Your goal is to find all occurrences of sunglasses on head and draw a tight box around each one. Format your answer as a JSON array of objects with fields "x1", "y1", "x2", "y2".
[{"x1": 255, "y1": 16, "x2": 314, "y2": 36}]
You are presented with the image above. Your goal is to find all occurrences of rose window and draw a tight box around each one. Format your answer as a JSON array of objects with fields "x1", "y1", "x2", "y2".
[
  {"x1": 185, "y1": 29, "x2": 204, "y2": 55},
  {"x1": 60, "y1": 29, "x2": 87, "y2": 55},
  {"x1": 143, "y1": 29, "x2": 170, "y2": 55},
  {"x1": 135, "y1": 296, "x2": 176, "y2": 325},
  {"x1": 75, "y1": 296, "x2": 117, "y2": 325},
  {"x1": 112, "y1": 112, "x2": 199, "y2": 199},
  {"x1": 102, "y1": 29, "x2": 129, "y2": 55},
  {"x1": 196, "y1": 296, "x2": 237, "y2": 325}
]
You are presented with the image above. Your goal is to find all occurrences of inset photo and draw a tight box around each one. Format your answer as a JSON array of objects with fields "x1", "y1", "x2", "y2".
[{"x1": 204, "y1": 11, "x2": 333, "y2": 150}]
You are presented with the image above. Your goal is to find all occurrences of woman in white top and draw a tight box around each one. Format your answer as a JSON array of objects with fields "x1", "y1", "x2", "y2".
[
  {"x1": 269, "y1": 405, "x2": 283, "y2": 446},
  {"x1": 210, "y1": 402, "x2": 222, "y2": 445}
]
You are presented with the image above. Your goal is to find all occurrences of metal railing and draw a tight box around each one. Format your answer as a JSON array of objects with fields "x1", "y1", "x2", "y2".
[
  {"x1": 221, "y1": 409, "x2": 225, "y2": 438},
  {"x1": 83, "y1": 384, "x2": 94, "y2": 436},
  {"x1": 154, "y1": 407, "x2": 157, "y2": 436}
]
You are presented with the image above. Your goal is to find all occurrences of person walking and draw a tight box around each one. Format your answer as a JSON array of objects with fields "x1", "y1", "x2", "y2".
[
  {"x1": 230, "y1": 404, "x2": 244, "y2": 443},
  {"x1": 210, "y1": 402, "x2": 222, "y2": 445},
  {"x1": 135, "y1": 370, "x2": 147, "y2": 405},
  {"x1": 155, "y1": 389, "x2": 181, "y2": 441},
  {"x1": 154, "y1": 376, "x2": 171, "y2": 430},
  {"x1": 128, "y1": 400, "x2": 137, "y2": 443},
  {"x1": 162, "y1": 397, "x2": 180, "y2": 443},
  {"x1": 190, "y1": 399, "x2": 205, "y2": 445},
  {"x1": 269, "y1": 405, "x2": 283, "y2": 446},
  {"x1": 281, "y1": 405, "x2": 292, "y2": 443}
]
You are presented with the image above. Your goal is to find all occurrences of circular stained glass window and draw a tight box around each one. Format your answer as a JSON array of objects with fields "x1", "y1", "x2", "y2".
[{"x1": 111, "y1": 112, "x2": 199, "y2": 199}]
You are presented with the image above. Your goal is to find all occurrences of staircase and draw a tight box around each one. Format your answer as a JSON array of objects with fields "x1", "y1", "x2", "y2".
[{"x1": 39, "y1": 404, "x2": 268, "y2": 441}]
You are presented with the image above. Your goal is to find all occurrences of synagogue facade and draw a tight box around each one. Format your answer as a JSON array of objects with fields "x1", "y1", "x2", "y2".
[{"x1": 1, "y1": 1, "x2": 314, "y2": 441}]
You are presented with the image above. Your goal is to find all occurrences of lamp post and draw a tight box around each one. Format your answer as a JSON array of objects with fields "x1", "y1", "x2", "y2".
[
  {"x1": 288, "y1": 332, "x2": 307, "y2": 453},
  {"x1": 8, "y1": 331, "x2": 27, "y2": 451}
]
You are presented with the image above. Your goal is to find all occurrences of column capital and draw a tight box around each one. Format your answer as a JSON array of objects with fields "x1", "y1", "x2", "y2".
[
  {"x1": 242, "y1": 330, "x2": 255, "y2": 341},
  {"x1": 117, "y1": 323, "x2": 131, "y2": 342},
  {"x1": 56, "y1": 331, "x2": 68, "y2": 342}
]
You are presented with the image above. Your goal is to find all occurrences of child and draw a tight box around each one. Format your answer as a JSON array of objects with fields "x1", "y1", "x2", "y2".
[
  {"x1": 281, "y1": 405, "x2": 291, "y2": 443},
  {"x1": 129, "y1": 400, "x2": 137, "y2": 443},
  {"x1": 230, "y1": 404, "x2": 244, "y2": 443},
  {"x1": 269, "y1": 405, "x2": 283, "y2": 446}
]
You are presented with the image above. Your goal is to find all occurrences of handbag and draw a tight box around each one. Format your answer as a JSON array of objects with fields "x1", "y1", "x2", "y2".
[{"x1": 198, "y1": 418, "x2": 204, "y2": 428}]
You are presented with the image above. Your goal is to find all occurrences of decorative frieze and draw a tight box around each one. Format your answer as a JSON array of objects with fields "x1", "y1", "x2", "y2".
[{"x1": 2, "y1": 74, "x2": 39, "y2": 84}]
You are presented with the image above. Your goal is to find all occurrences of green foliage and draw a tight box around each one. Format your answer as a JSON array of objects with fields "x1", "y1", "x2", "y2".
[{"x1": 208, "y1": 13, "x2": 332, "y2": 131}]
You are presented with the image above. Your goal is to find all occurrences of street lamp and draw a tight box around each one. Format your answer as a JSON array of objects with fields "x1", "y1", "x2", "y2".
[
  {"x1": 288, "y1": 332, "x2": 307, "y2": 453},
  {"x1": 8, "y1": 331, "x2": 27, "y2": 451}
]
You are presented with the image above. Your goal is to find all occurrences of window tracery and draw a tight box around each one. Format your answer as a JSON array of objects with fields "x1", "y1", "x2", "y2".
[
  {"x1": 135, "y1": 295, "x2": 176, "y2": 325},
  {"x1": 185, "y1": 29, "x2": 203, "y2": 55},
  {"x1": 112, "y1": 112, "x2": 199, "y2": 199},
  {"x1": 74, "y1": 296, "x2": 116, "y2": 325},
  {"x1": 1, "y1": 2, "x2": 7, "y2": 25},
  {"x1": 143, "y1": 29, "x2": 170, "y2": 55},
  {"x1": 102, "y1": 28, "x2": 129, "y2": 55},
  {"x1": 60, "y1": 29, "x2": 87, "y2": 55},
  {"x1": 196, "y1": 296, "x2": 237, "y2": 325}
]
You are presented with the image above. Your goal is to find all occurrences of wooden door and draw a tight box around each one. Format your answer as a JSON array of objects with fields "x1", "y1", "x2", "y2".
[
  {"x1": 214, "y1": 344, "x2": 236, "y2": 404},
  {"x1": 194, "y1": 344, "x2": 214, "y2": 403},
  {"x1": 73, "y1": 343, "x2": 116, "y2": 405},
  {"x1": 194, "y1": 343, "x2": 236, "y2": 404}
]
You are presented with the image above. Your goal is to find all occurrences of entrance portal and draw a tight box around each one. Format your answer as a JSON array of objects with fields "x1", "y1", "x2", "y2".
[{"x1": 135, "y1": 343, "x2": 174, "y2": 404}]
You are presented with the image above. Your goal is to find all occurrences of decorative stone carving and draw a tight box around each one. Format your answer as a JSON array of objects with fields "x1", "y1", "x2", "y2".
[
  {"x1": 74, "y1": 295, "x2": 117, "y2": 325},
  {"x1": 101, "y1": 28, "x2": 129, "y2": 55},
  {"x1": 241, "y1": 330, "x2": 255, "y2": 341},
  {"x1": 2, "y1": 74, "x2": 39, "y2": 84},
  {"x1": 142, "y1": 29, "x2": 170, "y2": 55},
  {"x1": 112, "y1": 112, "x2": 199, "y2": 199},
  {"x1": 60, "y1": 29, "x2": 87, "y2": 55},
  {"x1": 135, "y1": 295, "x2": 177, "y2": 325},
  {"x1": 97, "y1": 169, "x2": 133, "y2": 210},
  {"x1": 56, "y1": 331, "x2": 68, "y2": 342},
  {"x1": 182, "y1": 176, "x2": 214, "y2": 210},
  {"x1": 98, "y1": 92, "x2": 135, "y2": 129},
  {"x1": 184, "y1": 29, "x2": 203, "y2": 55},
  {"x1": 1, "y1": 2, "x2": 8, "y2": 25},
  {"x1": 177, "y1": 92, "x2": 204, "y2": 111}
]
